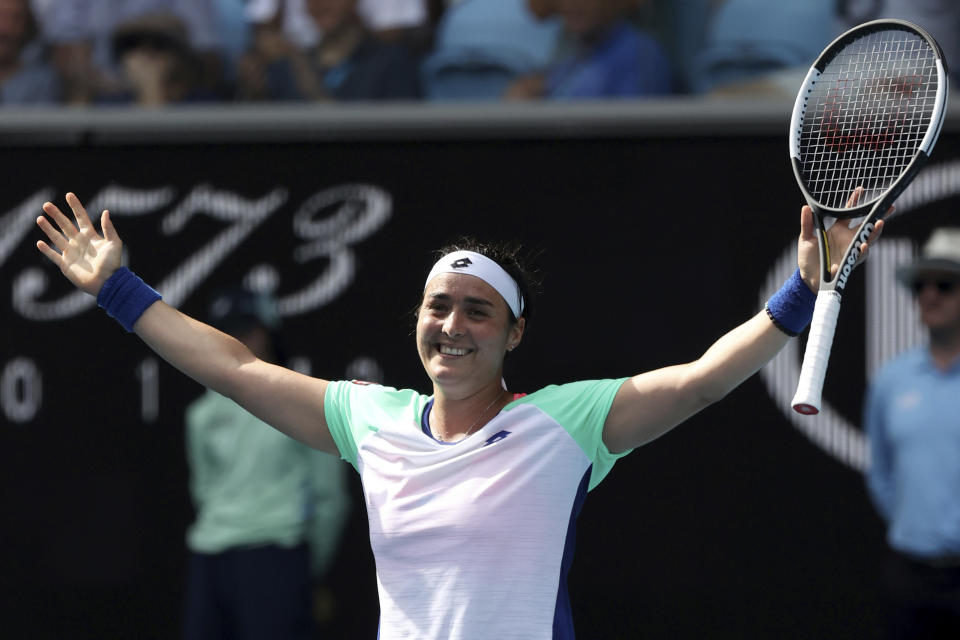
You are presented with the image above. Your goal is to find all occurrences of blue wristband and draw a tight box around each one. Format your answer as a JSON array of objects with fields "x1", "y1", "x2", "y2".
[
  {"x1": 765, "y1": 268, "x2": 816, "y2": 336},
  {"x1": 96, "y1": 267, "x2": 162, "y2": 332}
]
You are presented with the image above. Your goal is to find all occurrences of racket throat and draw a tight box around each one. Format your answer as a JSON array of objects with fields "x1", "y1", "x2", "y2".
[
  {"x1": 820, "y1": 229, "x2": 832, "y2": 282},
  {"x1": 835, "y1": 221, "x2": 876, "y2": 291}
]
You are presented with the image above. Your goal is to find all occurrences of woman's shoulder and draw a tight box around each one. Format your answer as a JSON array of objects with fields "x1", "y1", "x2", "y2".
[{"x1": 330, "y1": 378, "x2": 420, "y2": 395}]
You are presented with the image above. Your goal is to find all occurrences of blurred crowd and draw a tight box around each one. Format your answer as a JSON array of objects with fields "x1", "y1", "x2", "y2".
[{"x1": 0, "y1": 0, "x2": 957, "y2": 107}]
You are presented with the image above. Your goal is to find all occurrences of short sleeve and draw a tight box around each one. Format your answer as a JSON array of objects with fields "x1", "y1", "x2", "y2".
[
  {"x1": 510, "y1": 378, "x2": 631, "y2": 490},
  {"x1": 324, "y1": 380, "x2": 427, "y2": 469}
]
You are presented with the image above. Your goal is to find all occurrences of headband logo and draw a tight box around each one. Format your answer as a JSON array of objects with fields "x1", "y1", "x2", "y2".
[{"x1": 451, "y1": 257, "x2": 473, "y2": 269}]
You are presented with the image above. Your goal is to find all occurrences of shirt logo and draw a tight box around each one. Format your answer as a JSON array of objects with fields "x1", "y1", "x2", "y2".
[
  {"x1": 451, "y1": 257, "x2": 473, "y2": 269},
  {"x1": 484, "y1": 430, "x2": 511, "y2": 446}
]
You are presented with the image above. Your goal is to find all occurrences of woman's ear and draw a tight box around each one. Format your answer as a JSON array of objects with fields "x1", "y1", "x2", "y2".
[{"x1": 508, "y1": 317, "x2": 526, "y2": 351}]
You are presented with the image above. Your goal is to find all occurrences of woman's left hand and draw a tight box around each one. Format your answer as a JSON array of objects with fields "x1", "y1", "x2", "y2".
[{"x1": 797, "y1": 186, "x2": 886, "y2": 292}]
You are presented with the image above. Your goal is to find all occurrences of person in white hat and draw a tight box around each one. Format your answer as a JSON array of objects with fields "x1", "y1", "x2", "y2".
[{"x1": 864, "y1": 227, "x2": 960, "y2": 640}]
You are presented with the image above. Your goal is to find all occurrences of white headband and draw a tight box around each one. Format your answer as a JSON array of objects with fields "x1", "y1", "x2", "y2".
[{"x1": 424, "y1": 250, "x2": 525, "y2": 318}]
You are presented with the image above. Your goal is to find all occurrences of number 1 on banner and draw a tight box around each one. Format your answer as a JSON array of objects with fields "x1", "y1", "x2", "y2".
[{"x1": 136, "y1": 357, "x2": 159, "y2": 423}]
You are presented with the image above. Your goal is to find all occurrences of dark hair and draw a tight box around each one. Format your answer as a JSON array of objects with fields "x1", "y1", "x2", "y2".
[
  {"x1": 422, "y1": 236, "x2": 542, "y2": 326},
  {"x1": 112, "y1": 12, "x2": 191, "y2": 59},
  {"x1": 111, "y1": 12, "x2": 203, "y2": 92},
  {"x1": 205, "y1": 285, "x2": 289, "y2": 363},
  {"x1": 206, "y1": 286, "x2": 280, "y2": 335}
]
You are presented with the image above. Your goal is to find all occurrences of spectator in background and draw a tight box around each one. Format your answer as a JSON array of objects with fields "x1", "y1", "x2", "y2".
[
  {"x1": 645, "y1": 0, "x2": 713, "y2": 94},
  {"x1": 504, "y1": 0, "x2": 673, "y2": 100},
  {"x1": 235, "y1": 0, "x2": 317, "y2": 101},
  {"x1": 690, "y1": 0, "x2": 835, "y2": 96},
  {"x1": 105, "y1": 12, "x2": 216, "y2": 106},
  {"x1": 209, "y1": 0, "x2": 255, "y2": 86},
  {"x1": 29, "y1": 0, "x2": 116, "y2": 104},
  {"x1": 244, "y1": 0, "x2": 321, "y2": 53},
  {"x1": 45, "y1": 38, "x2": 113, "y2": 105},
  {"x1": 420, "y1": 0, "x2": 561, "y2": 101},
  {"x1": 838, "y1": 0, "x2": 960, "y2": 84},
  {"x1": 356, "y1": 0, "x2": 431, "y2": 50},
  {"x1": 237, "y1": 0, "x2": 421, "y2": 101},
  {"x1": 865, "y1": 228, "x2": 960, "y2": 639},
  {"x1": 31, "y1": 0, "x2": 226, "y2": 104},
  {"x1": 183, "y1": 286, "x2": 351, "y2": 640},
  {"x1": 118, "y1": 0, "x2": 227, "y2": 96},
  {"x1": 0, "y1": 0, "x2": 60, "y2": 104}
]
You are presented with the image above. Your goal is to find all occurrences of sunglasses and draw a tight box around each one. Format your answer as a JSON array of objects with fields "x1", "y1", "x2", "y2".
[{"x1": 910, "y1": 278, "x2": 960, "y2": 295}]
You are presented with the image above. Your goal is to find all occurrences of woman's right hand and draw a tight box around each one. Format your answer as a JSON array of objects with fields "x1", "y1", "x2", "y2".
[{"x1": 36, "y1": 192, "x2": 123, "y2": 297}]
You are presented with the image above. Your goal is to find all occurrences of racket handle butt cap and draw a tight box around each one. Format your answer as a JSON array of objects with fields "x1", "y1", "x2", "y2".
[{"x1": 792, "y1": 402, "x2": 820, "y2": 415}]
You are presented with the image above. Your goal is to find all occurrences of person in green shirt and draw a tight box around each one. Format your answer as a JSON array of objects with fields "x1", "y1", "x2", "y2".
[{"x1": 182, "y1": 286, "x2": 351, "y2": 640}]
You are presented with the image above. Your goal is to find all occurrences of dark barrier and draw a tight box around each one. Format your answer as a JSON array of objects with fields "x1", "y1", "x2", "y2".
[{"x1": 2, "y1": 101, "x2": 960, "y2": 639}]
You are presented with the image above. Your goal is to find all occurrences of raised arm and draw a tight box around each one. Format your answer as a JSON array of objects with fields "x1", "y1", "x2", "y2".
[
  {"x1": 602, "y1": 200, "x2": 884, "y2": 453},
  {"x1": 36, "y1": 193, "x2": 337, "y2": 454}
]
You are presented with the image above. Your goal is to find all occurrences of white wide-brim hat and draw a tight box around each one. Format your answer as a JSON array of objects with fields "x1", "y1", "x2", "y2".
[{"x1": 896, "y1": 227, "x2": 960, "y2": 285}]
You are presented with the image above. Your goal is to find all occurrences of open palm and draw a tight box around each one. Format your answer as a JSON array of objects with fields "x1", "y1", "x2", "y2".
[{"x1": 36, "y1": 192, "x2": 123, "y2": 296}]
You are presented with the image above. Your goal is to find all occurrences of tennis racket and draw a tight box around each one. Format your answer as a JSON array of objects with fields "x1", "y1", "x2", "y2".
[{"x1": 789, "y1": 19, "x2": 948, "y2": 415}]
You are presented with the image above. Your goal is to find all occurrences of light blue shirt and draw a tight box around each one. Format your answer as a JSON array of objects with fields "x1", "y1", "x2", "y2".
[
  {"x1": 0, "y1": 42, "x2": 61, "y2": 105},
  {"x1": 865, "y1": 347, "x2": 960, "y2": 558}
]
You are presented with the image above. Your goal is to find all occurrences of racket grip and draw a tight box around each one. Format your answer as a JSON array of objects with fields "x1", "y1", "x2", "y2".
[{"x1": 791, "y1": 290, "x2": 842, "y2": 415}]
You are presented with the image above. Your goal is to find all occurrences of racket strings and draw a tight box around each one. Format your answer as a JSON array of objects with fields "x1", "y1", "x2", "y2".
[{"x1": 799, "y1": 28, "x2": 939, "y2": 209}]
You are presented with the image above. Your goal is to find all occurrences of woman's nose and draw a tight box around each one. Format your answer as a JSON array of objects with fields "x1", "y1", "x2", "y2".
[{"x1": 442, "y1": 310, "x2": 465, "y2": 338}]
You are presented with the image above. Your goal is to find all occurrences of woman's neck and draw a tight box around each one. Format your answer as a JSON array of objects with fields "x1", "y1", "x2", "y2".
[{"x1": 430, "y1": 385, "x2": 509, "y2": 441}]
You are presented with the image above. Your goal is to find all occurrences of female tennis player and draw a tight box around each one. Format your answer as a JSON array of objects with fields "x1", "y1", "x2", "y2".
[{"x1": 35, "y1": 191, "x2": 881, "y2": 639}]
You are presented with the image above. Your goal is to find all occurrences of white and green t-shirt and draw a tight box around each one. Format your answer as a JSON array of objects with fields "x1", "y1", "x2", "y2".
[{"x1": 324, "y1": 377, "x2": 630, "y2": 640}]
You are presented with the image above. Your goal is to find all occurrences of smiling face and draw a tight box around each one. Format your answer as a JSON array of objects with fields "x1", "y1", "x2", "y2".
[{"x1": 417, "y1": 273, "x2": 524, "y2": 399}]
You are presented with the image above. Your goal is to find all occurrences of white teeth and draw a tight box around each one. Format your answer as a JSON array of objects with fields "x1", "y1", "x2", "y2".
[{"x1": 439, "y1": 345, "x2": 467, "y2": 356}]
